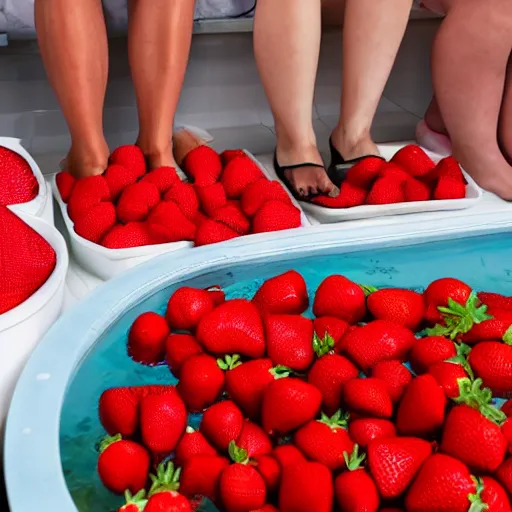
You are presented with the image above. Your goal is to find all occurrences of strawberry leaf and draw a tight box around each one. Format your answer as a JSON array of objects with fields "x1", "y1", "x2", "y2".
[
  {"x1": 343, "y1": 444, "x2": 366, "y2": 471},
  {"x1": 360, "y1": 284, "x2": 378, "y2": 296},
  {"x1": 312, "y1": 332, "x2": 335, "y2": 357},
  {"x1": 121, "y1": 490, "x2": 148, "y2": 511},
  {"x1": 149, "y1": 462, "x2": 181, "y2": 496},
  {"x1": 217, "y1": 354, "x2": 242, "y2": 371},
  {"x1": 503, "y1": 325, "x2": 512, "y2": 345},
  {"x1": 445, "y1": 342, "x2": 474, "y2": 380},
  {"x1": 319, "y1": 410, "x2": 349, "y2": 429},
  {"x1": 99, "y1": 433, "x2": 122, "y2": 453},
  {"x1": 228, "y1": 440, "x2": 249, "y2": 464},
  {"x1": 269, "y1": 365, "x2": 294, "y2": 379},
  {"x1": 467, "y1": 476, "x2": 488, "y2": 512}
]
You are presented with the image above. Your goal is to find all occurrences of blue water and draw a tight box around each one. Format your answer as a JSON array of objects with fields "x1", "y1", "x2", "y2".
[{"x1": 60, "y1": 233, "x2": 512, "y2": 511}]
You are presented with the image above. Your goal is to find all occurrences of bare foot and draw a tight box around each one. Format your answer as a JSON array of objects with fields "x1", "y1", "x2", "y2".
[
  {"x1": 60, "y1": 143, "x2": 109, "y2": 179},
  {"x1": 330, "y1": 129, "x2": 380, "y2": 161},
  {"x1": 425, "y1": 98, "x2": 449, "y2": 136},
  {"x1": 171, "y1": 129, "x2": 207, "y2": 168}
]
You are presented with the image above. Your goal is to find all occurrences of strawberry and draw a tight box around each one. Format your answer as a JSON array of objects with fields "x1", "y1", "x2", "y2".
[
  {"x1": 110, "y1": 145, "x2": 146, "y2": 178},
  {"x1": 128, "y1": 312, "x2": 170, "y2": 365},
  {"x1": 164, "y1": 181, "x2": 199, "y2": 221},
  {"x1": 183, "y1": 145, "x2": 222, "y2": 186},
  {"x1": 436, "y1": 156, "x2": 465, "y2": 182},
  {"x1": 468, "y1": 341, "x2": 512, "y2": 398},
  {"x1": 496, "y1": 458, "x2": 512, "y2": 496},
  {"x1": 264, "y1": 314, "x2": 315, "y2": 371},
  {"x1": 404, "y1": 178, "x2": 431, "y2": 202},
  {"x1": 174, "y1": 427, "x2": 217, "y2": 465},
  {"x1": 166, "y1": 286, "x2": 215, "y2": 331},
  {"x1": 55, "y1": 171, "x2": 76, "y2": 202},
  {"x1": 146, "y1": 201, "x2": 197, "y2": 243},
  {"x1": 479, "y1": 292, "x2": 512, "y2": 312},
  {"x1": 441, "y1": 378, "x2": 507, "y2": 473},
  {"x1": 261, "y1": 378, "x2": 322, "y2": 435},
  {"x1": 462, "y1": 309, "x2": 512, "y2": 344},
  {"x1": 251, "y1": 200, "x2": 302, "y2": 233},
  {"x1": 140, "y1": 388, "x2": 187, "y2": 456},
  {"x1": 272, "y1": 445, "x2": 306, "y2": 468},
  {"x1": 390, "y1": 145, "x2": 435, "y2": 177},
  {"x1": 0, "y1": 146, "x2": 39, "y2": 205},
  {"x1": 371, "y1": 360, "x2": 412, "y2": 403},
  {"x1": 195, "y1": 182, "x2": 227, "y2": 216},
  {"x1": 74, "y1": 201, "x2": 117, "y2": 243},
  {"x1": 104, "y1": 164, "x2": 138, "y2": 200},
  {"x1": 97, "y1": 435, "x2": 150, "y2": 494},
  {"x1": 334, "y1": 445, "x2": 380, "y2": 512},
  {"x1": 366, "y1": 177, "x2": 405, "y2": 205},
  {"x1": 368, "y1": 436, "x2": 432, "y2": 499},
  {"x1": 252, "y1": 270, "x2": 309, "y2": 316},
  {"x1": 67, "y1": 175, "x2": 111, "y2": 221},
  {"x1": 348, "y1": 418, "x2": 396, "y2": 447},
  {"x1": 141, "y1": 166, "x2": 178, "y2": 194},
  {"x1": 502, "y1": 400, "x2": 512, "y2": 417},
  {"x1": 221, "y1": 149, "x2": 247, "y2": 166},
  {"x1": 101, "y1": 222, "x2": 153, "y2": 249},
  {"x1": 481, "y1": 477, "x2": 511, "y2": 511},
  {"x1": 502, "y1": 418, "x2": 512, "y2": 454},
  {"x1": 396, "y1": 374, "x2": 446, "y2": 437},
  {"x1": 294, "y1": 410, "x2": 354, "y2": 470},
  {"x1": 428, "y1": 360, "x2": 470, "y2": 398},
  {"x1": 117, "y1": 182, "x2": 160, "y2": 223},
  {"x1": 313, "y1": 275, "x2": 368, "y2": 324},
  {"x1": 237, "y1": 421, "x2": 273, "y2": 458},
  {"x1": 313, "y1": 316, "x2": 349, "y2": 351},
  {"x1": 342, "y1": 320, "x2": 416, "y2": 372},
  {"x1": 221, "y1": 155, "x2": 265, "y2": 199},
  {"x1": 345, "y1": 157, "x2": 385, "y2": 188},
  {"x1": 165, "y1": 334, "x2": 204, "y2": 378},
  {"x1": 367, "y1": 288, "x2": 425, "y2": 330},
  {"x1": 200, "y1": 400, "x2": 244, "y2": 451},
  {"x1": 206, "y1": 285, "x2": 226, "y2": 306},
  {"x1": 312, "y1": 181, "x2": 367, "y2": 208},
  {"x1": 241, "y1": 179, "x2": 292, "y2": 217},
  {"x1": 308, "y1": 353, "x2": 359, "y2": 414},
  {"x1": 434, "y1": 177, "x2": 466, "y2": 200},
  {"x1": 99, "y1": 387, "x2": 140, "y2": 437},
  {"x1": 117, "y1": 490, "x2": 148, "y2": 512},
  {"x1": 252, "y1": 455, "x2": 281, "y2": 494},
  {"x1": 379, "y1": 162, "x2": 412, "y2": 184},
  {"x1": 409, "y1": 336, "x2": 457, "y2": 374},
  {"x1": 145, "y1": 462, "x2": 191, "y2": 512},
  {"x1": 197, "y1": 299, "x2": 266, "y2": 358},
  {"x1": 279, "y1": 461, "x2": 333, "y2": 512},
  {"x1": 177, "y1": 354, "x2": 225, "y2": 412},
  {"x1": 405, "y1": 454, "x2": 484, "y2": 512},
  {"x1": 249, "y1": 506, "x2": 279, "y2": 512},
  {"x1": 212, "y1": 203, "x2": 250, "y2": 235},
  {"x1": 343, "y1": 378, "x2": 394, "y2": 418},
  {"x1": 195, "y1": 219, "x2": 240, "y2": 246},
  {"x1": 180, "y1": 455, "x2": 230, "y2": 501}
]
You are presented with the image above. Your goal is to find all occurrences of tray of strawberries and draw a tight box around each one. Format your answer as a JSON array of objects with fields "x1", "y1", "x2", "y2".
[{"x1": 97, "y1": 270, "x2": 512, "y2": 512}]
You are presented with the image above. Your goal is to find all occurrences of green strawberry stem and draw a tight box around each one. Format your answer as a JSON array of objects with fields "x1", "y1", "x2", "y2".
[
  {"x1": 503, "y1": 325, "x2": 512, "y2": 345},
  {"x1": 228, "y1": 441, "x2": 249, "y2": 464},
  {"x1": 445, "y1": 342, "x2": 475, "y2": 380},
  {"x1": 148, "y1": 462, "x2": 181, "y2": 496},
  {"x1": 269, "y1": 365, "x2": 297, "y2": 379},
  {"x1": 319, "y1": 410, "x2": 350, "y2": 430},
  {"x1": 99, "y1": 433, "x2": 122, "y2": 453},
  {"x1": 467, "y1": 477, "x2": 489, "y2": 512},
  {"x1": 217, "y1": 354, "x2": 242, "y2": 371},
  {"x1": 453, "y1": 378, "x2": 507, "y2": 426},
  {"x1": 123, "y1": 490, "x2": 148, "y2": 511},
  {"x1": 343, "y1": 445, "x2": 366, "y2": 471},
  {"x1": 313, "y1": 332, "x2": 336, "y2": 358},
  {"x1": 360, "y1": 284, "x2": 378, "y2": 297}
]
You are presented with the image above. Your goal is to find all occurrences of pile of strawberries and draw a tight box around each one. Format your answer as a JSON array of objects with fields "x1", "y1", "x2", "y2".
[
  {"x1": 313, "y1": 145, "x2": 467, "y2": 208},
  {"x1": 0, "y1": 145, "x2": 39, "y2": 206},
  {"x1": 97, "y1": 271, "x2": 512, "y2": 511},
  {"x1": 56, "y1": 145, "x2": 302, "y2": 250}
]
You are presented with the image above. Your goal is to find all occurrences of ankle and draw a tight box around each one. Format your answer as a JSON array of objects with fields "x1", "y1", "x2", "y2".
[
  {"x1": 331, "y1": 125, "x2": 378, "y2": 159},
  {"x1": 137, "y1": 138, "x2": 175, "y2": 169},
  {"x1": 68, "y1": 141, "x2": 109, "y2": 173}
]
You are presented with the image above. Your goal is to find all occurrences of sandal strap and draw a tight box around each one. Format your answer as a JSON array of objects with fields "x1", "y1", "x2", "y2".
[{"x1": 274, "y1": 152, "x2": 325, "y2": 173}]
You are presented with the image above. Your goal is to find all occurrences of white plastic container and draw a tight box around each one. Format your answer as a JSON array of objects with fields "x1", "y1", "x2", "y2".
[
  {"x1": 0, "y1": 137, "x2": 53, "y2": 224},
  {"x1": 0, "y1": 212, "x2": 68, "y2": 435}
]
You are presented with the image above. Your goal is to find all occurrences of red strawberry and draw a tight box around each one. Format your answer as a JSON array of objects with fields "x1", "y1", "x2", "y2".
[
  {"x1": 164, "y1": 181, "x2": 199, "y2": 221},
  {"x1": 313, "y1": 275, "x2": 368, "y2": 324},
  {"x1": 371, "y1": 360, "x2": 412, "y2": 403},
  {"x1": 183, "y1": 145, "x2": 222, "y2": 186},
  {"x1": 342, "y1": 320, "x2": 416, "y2": 372},
  {"x1": 348, "y1": 418, "x2": 396, "y2": 447},
  {"x1": 294, "y1": 411, "x2": 354, "y2": 470},
  {"x1": 261, "y1": 378, "x2": 322, "y2": 435},
  {"x1": 74, "y1": 201, "x2": 116, "y2": 243},
  {"x1": 367, "y1": 288, "x2": 425, "y2": 330},
  {"x1": 405, "y1": 454, "x2": 483, "y2": 512},
  {"x1": 206, "y1": 285, "x2": 226, "y2": 306},
  {"x1": 409, "y1": 336, "x2": 457, "y2": 374},
  {"x1": 481, "y1": 476, "x2": 511, "y2": 512},
  {"x1": 272, "y1": 445, "x2": 306, "y2": 468},
  {"x1": 502, "y1": 418, "x2": 512, "y2": 454},
  {"x1": 308, "y1": 353, "x2": 359, "y2": 415},
  {"x1": 265, "y1": 314, "x2": 314, "y2": 371},
  {"x1": 141, "y1": 166, "x2": 178, "y2": 194},
  {"x1": 249, "y1": 506, "x2": 279, "y2": 512},
  {"x1": 396, "y1": 374, "x2": 446, "y2": 437},
  {"x1": 197, "y1": 299, "x2": 266, "y2": 358},
  {"x1": 366, "y1": 177, "x2": 405, "y2": 205},
  {"x1": 0, "y1": 146, "x2": 39, "y2": 205},
  {"x1": 117, "y1": 490, "x2": 148, "y2": 512},
  {"x1": 194, "y1": 219, "x2": 240, "y2": 246},
  {"x1": 252, "y1": 270, "x2": 309, "y2": 316},
  {"x1": 166, "y1": 287, "x2": 215, "y2": 331},
  {"x1": 312, "y1": 181, "x2": 367, "y2": 208},
  {"x1": 428, "y1": 360, "x2": 470, "y2": 398},
  {"x1": 177, "y1": 354, "x2": 225, "y2": 412},
  {"x1": 496, "y1": 458, "x2": 512, "y2": 496},
  {"x1": 145, "y1": 463, "x2": 191, "y2": 512},
  {"x1": 434, "y1": 177, "x2": 466, "y2": 200},
  {"x1": 146, "y1": 201, "x2": 197, "y2": 243},
  {"x1": 221, "y1": 149, "x2": 247, "y2": 166},
  {"x1": 174, "y1": 427, "x2": 217, "y2": 465},
  {"x1": 117, "y1": 182, "x2": 160, "y2": 223},
  {"x1": 345, "y1": 157, "x2": 385, "y2": 188},
  {"x1": 110, "y1": 145, "x2": 146, "y2": 178},
  {"x1": 140, "y1": 389, "x2": 187, "y2": 456},
  {"x1": 423, "y1": 277, "x2": 472, "y2": 324},
  {"x1": 212, "y1": 204, "x2": 250, "y2": 235},
  {"x1": 479, "y1": 292, "x2": 512, "y2": 312},
  {"x1": 165, "y1": 334, "x2": 204, "y2": 378},
  {"x1": 237, "y1": 421, "x2": 273, "y2": 458},
  {"x1": 463, "y1": 309, "x2": 512, "y2": 345},
  {"x1": 334, "y1": 445, "x2": 380, "y2": 512},
  {"x1": 195, "y1": 182, "x2": 227, "y2": 216},
  {"x1": 104, "y1": 164, "x2": 138, "y2": 200},
  {"x1": 279, "y1": 461, "x2": 333, "y2": 512},
  {"x1": 97, "y1": 435, "x2": 150, "y2": 495},
  {"x1": 128, "y1": 311, "x2": 170, "y2": 365},
  {"x1": 313, "y1": 316, "x2": 349, "y2": 351},
  {"x1": 391, "y1": 145, "x2": 435, "y2": 177},
  {"x1": 101, "y1": 222, "x2": 153, "y2": 249},
  {"x1": 200, "y1": 400, "x2": 244, "y2": 451},
  {"x1": 379, "y1": 162, "x2": 412, "y2": 184},
  {"x1": 221, "y1": 156, "x2": 264, "y2": 199},
  {"x1": 55, "y1": 171, "x2": 76, "y2": 202},
  {"x1": 99, "y1": 387, "x2": 140, "y2": 437},
  {"x1": 368, "y1": 436, "x2": 432, "y2": 499},
  {"x1": 251, "y1": 200, "x2": 302, "y2": 233},
  {"x1": 252, "y1": 455, "x2": 281, "y2": 494},
  {"x1": 67, "y1": 175, "x2": 111, "y2": 221},
  {"x1": 436, "y1": 156, "x2": 465, "y2": 182},
  {"x1": 404, "y1": 178, "x2": 431, "y2": 202},
  {"x1": 180, "y1": 455, "x2": 230, "y2": 501},
  {"x1": 502, "y1": 400, "x2": 512, "y2": 417},
  {"x1": 343, "y1": 378, "x2": 393, "y2": 418},
  {"x1": 241, "y1": 179, "x2": 292, "y2": 217}
]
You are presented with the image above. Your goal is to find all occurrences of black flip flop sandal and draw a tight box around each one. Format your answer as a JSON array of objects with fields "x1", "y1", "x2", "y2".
[{"x1": 327, "y1": 137, "x2": 385, "y2": 187}]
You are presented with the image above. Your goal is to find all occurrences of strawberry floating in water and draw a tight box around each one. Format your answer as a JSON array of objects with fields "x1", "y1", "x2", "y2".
[
  {"x1": 371, "y1": 360, "x2": 412, "y2": 403},
  {"x1": 180, "y1": 455, "x2": 230, "y2": 502},
  {"x1": 409, "y1": 335, "x2": 458, "y2": 374},
  {"x1": 480, "y1": 476, "x2": 511, "y2": 512},
  {"x1": 272, "y1": 444, "x2": 306, "y2": 469},
  {"x1": 252, "y1": 455, "x2": 281, "y2": 494},
  {"x1": 313, "y1": 316, "x2": 349, "y2": 351},
  {"x1": 200, "y1": 400, "x2": 244, "y2": 452},
  {"x1": 165, "y1": 333, "x2": 204, "y2": 378},
  {"x1": 166, "y1": 286, "x2": 215, "y2": 332},
  {"x1": 478, "y1": 292, "x2": 512, "y2": 312},
  {"x1": 174, "y1": 427, "x2": 217, "y2": 466},
  {"x1": 128, "y1": 311, "x2": 170, "y2": 365},
  {"x1": 348, "y1": 418, "x2": 396, "y2": 448},
  {"x1": 343, "y1": 377, "x2": 394, "y2": 418},
  {"x1": 145, "y1": 462, "x2": 192, "y2": 512},
  {"x1": 462, "y1": 309, "x2": 512, "y2": 345},
  {"x1": 237, "y1": 420, "x2": 273, "y2": 458}
]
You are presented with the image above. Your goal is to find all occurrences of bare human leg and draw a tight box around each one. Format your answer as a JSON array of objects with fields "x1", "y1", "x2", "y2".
[
  {"x1": 128, "y1": 0, "x2": 195, "y2": 170},
  {"x1": 499, "y1": 55, "x2": 512, "y2": 164},
  {"x1": 35, "y1": 0, "x2": 109, "y2": 178}
]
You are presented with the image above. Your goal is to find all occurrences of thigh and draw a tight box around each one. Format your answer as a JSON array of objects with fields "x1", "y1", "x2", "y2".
[{"x1": 321, "y1": 0, "x2": 346, "y2": 26}]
